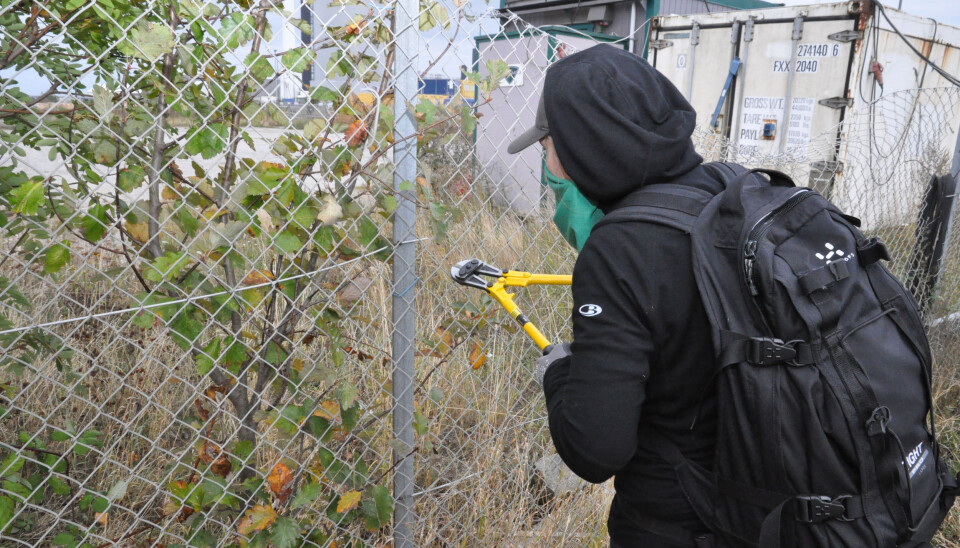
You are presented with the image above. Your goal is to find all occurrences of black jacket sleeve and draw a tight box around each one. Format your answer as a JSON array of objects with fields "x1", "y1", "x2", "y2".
[{"x1": 542, "y1": 226, "x2": 655, "y2": 484}]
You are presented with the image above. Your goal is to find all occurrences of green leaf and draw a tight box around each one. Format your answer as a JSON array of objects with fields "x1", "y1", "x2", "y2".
[
  {"x1": 78, "y1": 493, "x2": 93, "y2": 512},
  {"x1": 270, "y1": 517, "x2": 299, "y2": 548},
  {"x1": 244, "y1": 52, "x2": 274, "y2": 82},
  {"x1": 0, "y1": 494, "x2": 14, "y2": 531},
  {"x1": 460, "y1": 105, "x2": 477, "y2": 135},
  {"x1": 175, "y1": 207, "x2": 200, "y2": 237},
  {"x1": 50, "y1": 430, "x2": 72, "y2": 442},
  {"x1": 196, "y1": 338, "x2": 220, "y2": 376},
  {"x1": 221, "y1": 13, "x2": 255, "y2": 49},
  {"x1": 337, "y1": 382, "x2": 357, "y2": 409},
  {"x1": 484, "y1": 59, "x2": 512, "y2": 96},
  {"x1": 48, "y1": 476, "x2": 70, "y2": 496},
  {"x1": 281, "y1": 48, "x2": 315, "y2": 73},
  {"x1": 144, "y1": 252, "x2": 188, "y2": 283},
  {"x1": 81, "y1": 204, "x2": 109, "y2": 242},
  {"x1": 289, "y1": 483, "x2": 322, "y2": 510},
  {"x1": 118, "y1": 166, "x2": 146, "y2": 192},
  {"x1": 303, "y1": 118, "x2": 327, "y2": 142},
  {"x1": 0, "y1": 454, "x2": 23, "y2": 477},
  {"x1": 413, "y1": 409, "x2": 428, "y2": 436},
  {"x1": 222, "y1": 337, "x2": 246, "y2": 374},
  {"x1": 246, "y1": 163, "x2": 288, "y2": 195},
  {"x1": 44, "y1": 242, "x2": 71, "y2": 275},
  {"x1": 170, "y1": 308, "x2": 203, "y2": 350},
  {"x1": 362, "y1": 485, "x2": 393, "y2": 531},
  {"x1": 121, "y1": 22, "x2": 175, "y2": 61},
  {"x1": 356, "y1": 216, "x2": 379, "y2": 248},
  {"x1": 290, "y1": 18, "x2": 313, "y2": 34},
  {"x1": 416, "y1": 99, "x2": 437, "y2": 125},
  {"x1": 341, "y1": 404, "x2": 360, "y2": 433},
  {"x1": 377, "y1": 194, "x2": 397, "y2": 215},
  {"x1": 428, "y1": 387, "x2": 444, "y2": 403},
  {"x1": 11, "y1": 180, "x2": 44, "y2": 215},
  {"x1": 273, "y1": 231, "x2": 302, "y2": 254},
  {"x1": 92, "y1": 496, "x2": 109, "y2": 513},
  {"x1": 91, "y1": 140, "x2": 117, "y2": 165},
  {"x1": 264, "y1": 341, "x2": 286, "y2": 367},
  {"x1": 292, "y1": 201, "x2": 317, "y2": 231},
  {"x1": 52, "y1": 532, "x2": 75, "y2": 546},
  {"x1": 185, "y1": 123, "x2": 228, "y2": 160},
  {"x1": 310, "y1": 86, "x2": 338, "y2": 102},
  {"x1": 188, "y1": 529, "x2": 217, "y2": 547}
]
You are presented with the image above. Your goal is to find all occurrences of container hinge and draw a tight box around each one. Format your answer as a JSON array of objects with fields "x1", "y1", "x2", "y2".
[
  {"x1": 691, "y1": 21, "x2": 701, "y2": 46},
  {"x1": 819, "y1": 97, "x2": 853, "y2": 109},
  {"x1": 828, "y1": 29, "x2": 861, "y2": 42},
  {"x1": 744, "y1": 19, "x2": 755, "y2": 42},
  {"x1": 649, "y1": 39, "x2": 673, "y2": 50},
  {"x1": 791, "y1": 16, "x2": 804, "y2": 41}
]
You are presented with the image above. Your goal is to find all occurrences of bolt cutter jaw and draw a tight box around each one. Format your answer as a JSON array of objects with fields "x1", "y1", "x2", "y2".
[{"x1": 450, "y1": 258, "x2": 504, "y2": 290}]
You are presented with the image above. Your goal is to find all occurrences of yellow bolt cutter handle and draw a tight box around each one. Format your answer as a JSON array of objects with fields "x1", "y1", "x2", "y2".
[{"x1": 450, "y1": 259, "x2": 572, "y2": 354}]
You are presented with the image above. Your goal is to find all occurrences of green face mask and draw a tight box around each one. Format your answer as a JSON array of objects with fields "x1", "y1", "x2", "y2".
[{"x1": 543, "y1": 164, "x2": 604, "y2": 251}]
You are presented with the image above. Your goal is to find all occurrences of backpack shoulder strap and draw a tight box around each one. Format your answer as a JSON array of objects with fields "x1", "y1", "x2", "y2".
[
  {"x1": 594, "y1": 163, "x2": 749, "y2": 233},
  {"x1": 594, "y1": 183, "x2": 714, "y2": 233},
  {"x1": 702, "y1": 161, "x2": 749, "y2": 183}
]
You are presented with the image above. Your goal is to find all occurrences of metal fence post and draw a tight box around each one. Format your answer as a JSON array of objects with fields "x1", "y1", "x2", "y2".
[{"x1": 392, "y1": 0, "x2": 419, "y2": 543}]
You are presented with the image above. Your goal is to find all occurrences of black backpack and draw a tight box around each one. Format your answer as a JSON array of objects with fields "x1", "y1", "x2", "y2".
[{"x1": 594, "y1": 164, "x2": 959, "y2": 547}]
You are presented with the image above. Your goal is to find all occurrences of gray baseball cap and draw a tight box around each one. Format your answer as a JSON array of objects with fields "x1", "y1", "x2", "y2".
[{"x1": 507, "y1": 93, "x2": 548, "y2": 154}]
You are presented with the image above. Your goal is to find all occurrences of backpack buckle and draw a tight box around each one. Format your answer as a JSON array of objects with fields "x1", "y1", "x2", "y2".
[
  {"x1": 750, "y1": 338, "x2": 797, "y2": 365},
  {"x1": 794, "y1": 495, "x2": 850, "y2": 523}
]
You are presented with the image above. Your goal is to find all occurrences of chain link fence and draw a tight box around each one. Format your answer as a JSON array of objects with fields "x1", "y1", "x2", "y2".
[{"x1": 0, "y1": 1, "x2": 959, "y2": 547}]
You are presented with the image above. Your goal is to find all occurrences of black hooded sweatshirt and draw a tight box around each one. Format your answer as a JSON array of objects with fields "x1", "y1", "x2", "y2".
[{"x1": 539, "y1": 44, "x2": 721, "y2": 546}]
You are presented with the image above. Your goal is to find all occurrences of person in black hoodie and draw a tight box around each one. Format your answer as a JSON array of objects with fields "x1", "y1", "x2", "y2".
[{"x1": 508, "y1": 44, "x2": 721, "y2": 547}]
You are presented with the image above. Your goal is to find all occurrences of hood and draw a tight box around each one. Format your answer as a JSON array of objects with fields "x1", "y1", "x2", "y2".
[{"x1": 543, "y1": 44, "x2": 703, "y2": 206}]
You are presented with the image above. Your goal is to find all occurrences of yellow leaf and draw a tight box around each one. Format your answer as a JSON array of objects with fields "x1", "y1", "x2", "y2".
[
  {"x1": 336, "y1": 490, "x2": 362, "y2": 513},
  {"x1": 202, "y1": 208, "x2": 225, "y2": 221},
  {"x1": 161, "y1": 185, "x2": 179, "y2": 201},
  {"x1": 242, "y1": 269, "x2": 274, "y2": 286},
  {"x1": 469, "y1": 342, "x2": 487, "y2": 370},
  {"x1": 95, "y1": 511, "x2": 108, "y2": 526},
  {"x1": 435, "y1": 326, "x2": 453, "y2": 355},
  {"x1": 124, "y1": 221, "x2": 150, "y2": 244},
  {"x1": 313, "y1": 400, "x2": 340, "y2": 421},
  {"x1": 237, "y1": 504, "x2": 277, "y2": 535},
  {"x1": 267, "y1": 462, "x2": 294, "y2": 503}
]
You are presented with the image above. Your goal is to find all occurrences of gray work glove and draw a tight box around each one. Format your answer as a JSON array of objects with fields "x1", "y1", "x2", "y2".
[{"x1": 534, "y1": 343, "x2": 571, "y2": 387}]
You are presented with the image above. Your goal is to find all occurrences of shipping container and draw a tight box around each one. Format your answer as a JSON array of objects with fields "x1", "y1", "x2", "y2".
[{"x1": 650, "y1": 1, "x2": 960, "y2": 228}]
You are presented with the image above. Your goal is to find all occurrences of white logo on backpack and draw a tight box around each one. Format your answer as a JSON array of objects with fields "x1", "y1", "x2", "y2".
[
  {"x1": 815, "y1": 242, "x2": 846, "y2": 264},
  {"x1": 908, "y1": 441, "x2": 930, "y2": 479}
]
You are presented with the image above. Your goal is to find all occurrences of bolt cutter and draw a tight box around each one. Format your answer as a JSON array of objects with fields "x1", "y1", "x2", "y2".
[{"x1": 450, "y1": 259, "x2": 571, "y2": 354}]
